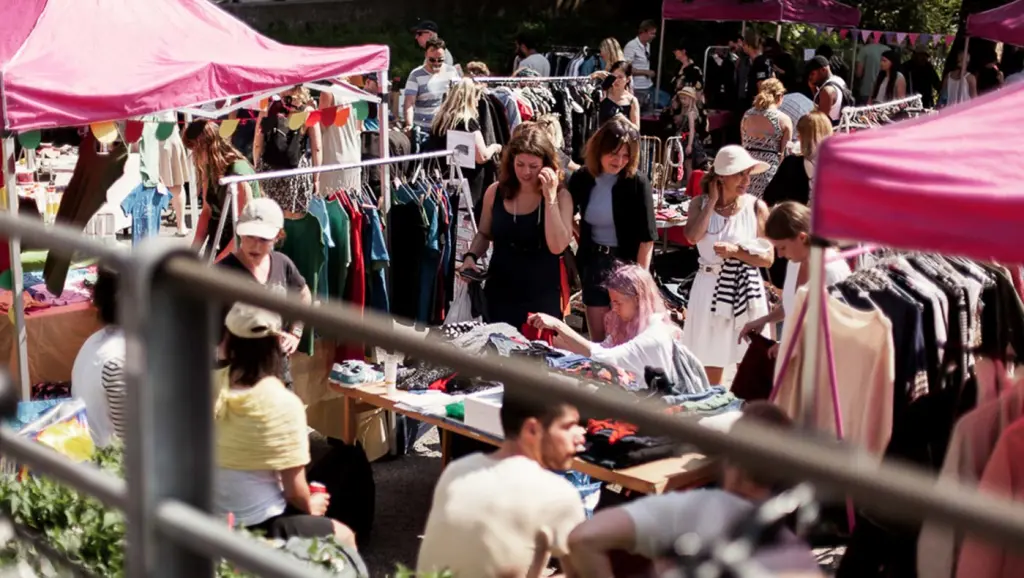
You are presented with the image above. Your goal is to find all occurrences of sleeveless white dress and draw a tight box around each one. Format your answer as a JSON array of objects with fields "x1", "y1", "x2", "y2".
[{"x1": 681, "y1": 196, "x2": 770, "y2": 368}]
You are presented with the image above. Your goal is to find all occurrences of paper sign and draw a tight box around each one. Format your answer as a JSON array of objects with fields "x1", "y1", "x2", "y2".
[
  {"x1": 804, "y1": 48, "x2": 816, "y2": 61},
  {"x1": 447, "y1": 130, "x2": 476, "y2": 169}
]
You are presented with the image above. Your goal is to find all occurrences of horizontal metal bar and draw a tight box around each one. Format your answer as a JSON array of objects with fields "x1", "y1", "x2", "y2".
[
  {"x1": 155, "y1": 501, "x2": 337, "y2": 578},
  {"x1": 0, "y1": 211, "x2": 128, "y2": 267},
  {"x1": 468, "y1": 75, "x2": 597, "y2": 83},
  {"x1": 159, "y1": 255, "x2": 1024, "y2": 551},
  {"x1": 218, "y1": 150, "x2": 454, "y2": 186},
  {"x1": 0, "y1": 427, "x2": 127, "y2": 510}
]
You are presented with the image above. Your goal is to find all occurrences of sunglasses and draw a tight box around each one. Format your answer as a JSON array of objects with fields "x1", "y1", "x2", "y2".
[
  {"x1": 427, "y1": 57, "x2": 444, "y2": 64},
  {"x1": 609, "y1": 125, "x2": 640, "y2": 141}
]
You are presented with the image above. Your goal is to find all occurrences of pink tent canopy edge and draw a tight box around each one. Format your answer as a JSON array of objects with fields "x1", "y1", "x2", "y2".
[
  {"x1": 967, "y1": 0, "x2": 1024, "y2": 47},
  {"x1": 0, "y1": 0, "x2": 390, "y2": 132},
  {"x1": 811, "y1": 82, "x2": 1024, "y2": 264},
  {"x1": 662, "y1": 0, "x2": 860, "y2": 27}
]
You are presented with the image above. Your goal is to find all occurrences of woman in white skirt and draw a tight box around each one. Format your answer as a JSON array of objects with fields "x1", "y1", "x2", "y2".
[
  {"x1": 156, "y1": 110, "x2": 191, "y2": 235},
  {"x1": 682, "y1": 146, "x2": 774, "y2": 385}
]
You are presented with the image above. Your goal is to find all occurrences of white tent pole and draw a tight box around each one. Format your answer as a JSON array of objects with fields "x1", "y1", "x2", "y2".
[
  {"x1": 742, "y1": 21, "x2": 747, "y2": 35},
  {"x1": 3, "y1": 135, "x2": 30, "y2": 399},
  {"x1": 656, "y1": 18, "x2": 667, "y2": 105},
  {"x1": 776, "y1": 23, "x2": 783, "y2": 41},
  {"x1": 378, "y1": 68, "x2": 391, "y2": 217},
  {"x1": 800, "y1": 245, "x2": 825, "y2": 427},
  {"x1": 961, "y1": 36, "x2": 972, "y2": 86}
]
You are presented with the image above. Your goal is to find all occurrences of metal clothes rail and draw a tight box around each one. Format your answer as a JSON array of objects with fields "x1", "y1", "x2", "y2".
[{"x1": 467, "y1": 75, "x2": 597, "y2": 84}]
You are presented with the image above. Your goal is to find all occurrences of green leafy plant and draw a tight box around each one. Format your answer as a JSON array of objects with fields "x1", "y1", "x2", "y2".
[{"x1": 393, "y1": 564, "x2": 455, "y2": 578}]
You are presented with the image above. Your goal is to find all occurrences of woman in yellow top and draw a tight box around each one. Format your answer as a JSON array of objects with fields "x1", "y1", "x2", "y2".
[{"x1": 214, "y1": 302, "x2": 356, "y2": 546}]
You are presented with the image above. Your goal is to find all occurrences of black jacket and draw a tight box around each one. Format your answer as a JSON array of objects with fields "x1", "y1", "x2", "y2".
[
  {"x1": 762, "y1": 155, "x2": 811, "y2": 207},
  {"x1": 568, "y1": 170, "x2": 658, "y2": 262}
]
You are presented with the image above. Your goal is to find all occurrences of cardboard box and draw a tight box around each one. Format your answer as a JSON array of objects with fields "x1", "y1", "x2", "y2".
[{"x1": 463, "y1": 388, "x2": 504, "y2": 439}]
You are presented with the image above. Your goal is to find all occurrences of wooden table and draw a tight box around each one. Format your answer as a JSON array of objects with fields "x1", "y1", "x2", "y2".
[{"x1": 332, "y1": 382, "x2": 717, "y2": 495}]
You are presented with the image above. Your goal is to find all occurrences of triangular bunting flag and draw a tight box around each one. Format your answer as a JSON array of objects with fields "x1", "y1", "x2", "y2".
[
  {"x1": 305, "y1": 110, "x2": 322, "y2": 127},
  {"x1": 872, "y1": 30, "x2": 883, "y2": 43},
  {"x1": 352, "y1": 101, "x2": 369, "y2": 121},
  {"x1": 320, "y1": 106, "x2": 337, "y2": 127},
  {"x1": 16, "y1": 130, "x2": 42, "y2": 150},
  {"x1": 334, "y1": 106, "x2": 351, "y2": 128},
  {"x1": 91, "y1": 121, "x2": 119, "y2": 144},
  {"x1": 920, "y1": 33, "x2": 932, "y2": 45},
  {"x1": 909, "y1": 33, "x2": 920, "y2": 45},
  {"x1": 258, "y1": 98, "x2": 269, "y2": 111},
  {"x1": 839, "y1": 29, "x2": 848, "y2": 40},
  {"x1": 154, "y1": 122, "x2": 176, "y2": 141},
  {"x1": 287, "y1": 111, "x2": 308, "y2": 130},
  {"x1": 945, "y1": 35, "x2": 956, "y2": 46},
  {"x1": 121, "y1": 120, "x2": 144, "y2": 144},
  {"x1": 219, "y1": 119, "x2": 239, "y2": 138},
  {"x1": 897, "y1": 32, "x2": 907, "y2": 45},
  {"x1": 826, "y1": 27, "x2": 834, "y2": 35},
  {"x1": 861, "y1": 30, "x2": 871, "y2": 42}
]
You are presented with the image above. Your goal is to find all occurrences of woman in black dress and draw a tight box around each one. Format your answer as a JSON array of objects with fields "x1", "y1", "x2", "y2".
[
  {"x1": 460, "y1": 130, "x2": 574, "y2": 329},
  {"x1": 599, "y1": 61, "x2": 641, "y2": 127}
]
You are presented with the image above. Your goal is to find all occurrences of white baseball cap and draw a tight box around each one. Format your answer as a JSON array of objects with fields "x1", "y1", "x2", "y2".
[
  {"x1": 225, "y1": 302, "x2": 283, "y2": 339},
  {"x1": 713, "y1": 145, "x2": 771, "y2": 176},
  {"x1": 236, "y1": 198, "x2": 284, "y2": 240}
]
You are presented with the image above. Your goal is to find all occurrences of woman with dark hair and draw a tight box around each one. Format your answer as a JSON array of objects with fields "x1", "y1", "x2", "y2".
[
  {"x1": 71, "y1": 269, "x2": 125, "y2": 447},
  {"x1": 942, "y1": 49, "x2": 978, "y2": 106},
  {"x1": 460, "y1": 130, "x2": 573, "y2": 328},
  {"x1": 568, "y1": 117, "x2": 658, "y2": 342},
  {"x1": 215, "y1": 303, "x2": 356, "y2": 545},
  {"x1": 183, "y1": 121, "x2": 261, "y2": 263},
  {"x1": 869, "y1": 50, "x2": 907, "y2": 104},
  {"x1": 975, "y1": 46, "x2": 1005, "y2": 95},
  {"x1": 599, "y1": 61, "x2": 641, "y2": 127}
]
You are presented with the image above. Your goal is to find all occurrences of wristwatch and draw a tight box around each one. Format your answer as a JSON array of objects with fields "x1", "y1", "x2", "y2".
[{"x1": 462, "y1": 252, "x2": 478, "y2": 263}]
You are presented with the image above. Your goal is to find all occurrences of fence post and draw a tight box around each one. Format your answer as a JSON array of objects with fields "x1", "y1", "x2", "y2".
[{"x1": 121, "y1": 243, "x2": 213, "y2": 578}]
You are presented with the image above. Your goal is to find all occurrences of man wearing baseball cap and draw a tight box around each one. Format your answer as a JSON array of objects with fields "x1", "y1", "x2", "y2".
[
  {"x1": 218, "y1": 198, "x2": 311, "y2": 389},
  {"x1": 412, "y1": 20, "x2": 455, "y2": 66}
]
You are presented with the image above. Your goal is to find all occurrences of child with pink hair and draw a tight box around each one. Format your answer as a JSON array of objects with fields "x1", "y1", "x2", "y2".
[{"x1": 528, "y1": 263, "x2": 697, "y2": 384}]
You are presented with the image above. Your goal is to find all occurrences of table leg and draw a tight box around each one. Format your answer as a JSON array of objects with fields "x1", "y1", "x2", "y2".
[
  {"x1": 340, "y1": 395, "x2": 359, "y2": 445},
  {"x1": 440, "y1": 428, "x2": 452, "y2": 467}
]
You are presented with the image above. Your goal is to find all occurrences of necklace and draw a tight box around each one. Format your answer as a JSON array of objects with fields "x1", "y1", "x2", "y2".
[{"x1": 715, "y1": 197, "x2": 739, "y2": 215}]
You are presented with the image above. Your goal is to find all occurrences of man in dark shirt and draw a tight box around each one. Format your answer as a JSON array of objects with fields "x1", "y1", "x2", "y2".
[
  {"x1": 743, "y1": 32, "x2": 775, "y2": 107},
  {"x1": 218, "y1": 197, "x2": 312, "y2": 388}
]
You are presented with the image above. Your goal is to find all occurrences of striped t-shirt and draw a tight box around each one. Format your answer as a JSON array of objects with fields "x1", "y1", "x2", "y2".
[{"x1": 404, "y1": 64, "x2": 461, "y2": 128}]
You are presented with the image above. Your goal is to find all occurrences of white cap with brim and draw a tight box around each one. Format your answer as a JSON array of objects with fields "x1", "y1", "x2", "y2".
[
  {"x1": 225, "y1": 303, "x2": 283, "y2": 339},
  {"x1": 713, "y1": 145, "x2": 771, "y2": 177},
  {"x1": 236, "y1": 197, "x2": 284, "y2": 240}
]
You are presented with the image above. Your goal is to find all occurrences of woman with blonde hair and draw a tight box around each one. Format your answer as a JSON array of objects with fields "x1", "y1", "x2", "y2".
[
  {"x1": 183, "y1": 120, "x2": 260, "y2": 263},
  {"x1": 763, "y1": 110, "x2": 832, "y2": 207},
  {"x1": 589, "y1": 38, "x2": 626, "y2": 79},
  {"x1": 740, "y1": 78, "x2": 791, "y2": 199},
  {"x1": 460, "y1": 129, "x2": 573, "y2": 328},
  {"x1": 428, "y1": 78, "x2": 503, "y2": 210},
  {"x1": 253, "y1": 85, "x2": 322, "y2": 216},
  {"x1": 535, "y1": 114, "x2": 581, "y2": 175}
]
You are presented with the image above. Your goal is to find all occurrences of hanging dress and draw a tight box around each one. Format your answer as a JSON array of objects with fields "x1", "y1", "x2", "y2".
[
  {"x1": 944, "y1": 72, "x2": 973, "y2": 107},
  {"x1": 740, "y1": 107, "x2": 784, "y2": 199},
  {"x1": 484, "y1": 194, "x2": 562, "y2": 329},
  {"x1": 320, "y1": 120, "x2": 361, "y2": 196},
  {"x1": 680, "y1": 196, "x2": 770, "y2": 368}
]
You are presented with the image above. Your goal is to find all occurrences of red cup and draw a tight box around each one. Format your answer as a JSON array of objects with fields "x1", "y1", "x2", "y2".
[{"x1": 309, "y1": 482, "x2": 327, "y2": 495}]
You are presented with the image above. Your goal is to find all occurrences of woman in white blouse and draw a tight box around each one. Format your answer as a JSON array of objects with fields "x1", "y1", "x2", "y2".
[{"x1": 527, "y1": 263, "x2": 693, "y2": 383}]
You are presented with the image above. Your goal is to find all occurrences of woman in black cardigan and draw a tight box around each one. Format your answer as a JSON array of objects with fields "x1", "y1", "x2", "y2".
[{"x1": 568, "y1": 117, "x2": 658, "y2": 342}]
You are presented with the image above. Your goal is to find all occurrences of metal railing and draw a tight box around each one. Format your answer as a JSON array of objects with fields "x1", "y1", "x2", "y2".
[{"x1": 2, "y1": 199, "x2": 1024, "y2": 574}]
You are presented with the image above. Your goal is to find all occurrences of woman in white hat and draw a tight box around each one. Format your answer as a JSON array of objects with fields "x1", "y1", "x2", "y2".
[{"x1": 681, "y1": 146, "x2": 774, "y2": 385}]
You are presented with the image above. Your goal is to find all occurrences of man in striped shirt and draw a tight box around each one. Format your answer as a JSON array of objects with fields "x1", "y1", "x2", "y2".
[{"x1": 403, "y1": 37, "x2": 461, "y2": 149}]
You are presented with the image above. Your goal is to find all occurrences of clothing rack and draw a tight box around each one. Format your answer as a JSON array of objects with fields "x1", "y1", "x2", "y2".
[
  {"x1": 838, "y1": 95, "x2": 924, "y2": 133},
  {"x1": 467, "y1": 75, "x2": 597, "y2": 84}
]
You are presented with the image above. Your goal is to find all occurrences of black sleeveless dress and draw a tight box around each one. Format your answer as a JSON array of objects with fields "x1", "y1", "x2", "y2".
[
  {"x1": 484, "y1": 194, "x2": 562, "y2": 328},
  {"x1": 599, "y1": 98, "x2": 632, "y2": 125}
]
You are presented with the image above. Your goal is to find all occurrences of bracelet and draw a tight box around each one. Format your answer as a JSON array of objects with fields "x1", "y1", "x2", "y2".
[{"x1": 462, "y1": 252, "x2": 478, "y2": 263}]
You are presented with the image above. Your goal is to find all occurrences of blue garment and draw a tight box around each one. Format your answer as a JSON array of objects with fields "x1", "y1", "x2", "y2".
[
  {"x1": 561, "y1": 470, "x2": 602, "y2": 519},
  {"x1": 362, "y1": 206, "x2": 390, "y2": 313},
  {"x1": 120, "y1": 184, "x2": 170, "y2": 246},
  {"x1": 491, "y1": 88, "x2": 523, "y2": 129},
  {"x1": 417, "y1": 191, "x2": 442, "y2": 322},
  {"x1": 579, "y1": 55, "x2": 603, "y2": 76},
  {"x1": 307, "y1": 196, "x2": 335, "y2": 299},
  {"x1": 584, "y1": 174, "x2": 619, "y2": 247}
]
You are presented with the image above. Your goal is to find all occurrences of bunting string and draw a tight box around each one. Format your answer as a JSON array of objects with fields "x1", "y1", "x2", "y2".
[{"x1": 813, "y1": 26, "x2": 958, "y2": 49}]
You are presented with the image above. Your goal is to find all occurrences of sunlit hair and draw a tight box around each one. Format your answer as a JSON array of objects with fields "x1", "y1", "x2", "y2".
[
  {"x1": 599, "y1": 38, "x2": 624, "y2": 70},
  {"x1": 534, "y1": 114, "x2": 565, "y2": 150},
  {"x1": 432, "y1": 78, "x2": 484, "y2": 136},
  {"x1": 182, "y1": 121, "x2": 245, "y2": 191},
  {"x1": 282, "y1": 85, "x2": 313, "y2": 109},
  {"x1": 584, "y1": 116, "x2": 640, "y2": 177},
  {"x1": 602, "y1": 264, "x2": 674, "y2": 347},
  {"x1": 465, "y1": 61, "x2": 491, "y2": 77},
  {"x1": 752, "y1": 78, "x2": 786, "y2": 110},
  {"x1": 764, "y1": 201, "x2": 811, "y2": 241},
  {"x1": 497, "y1": 129, "x2": 562, "y2": 200},
  {"x1": 797, "y1": 111, "x2": 833, "y2": 160}
]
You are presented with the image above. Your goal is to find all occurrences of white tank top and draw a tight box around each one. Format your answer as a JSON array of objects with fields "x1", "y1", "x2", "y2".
[{"x1": 945, "y1": 73, "x2": 972, "y2": 106}]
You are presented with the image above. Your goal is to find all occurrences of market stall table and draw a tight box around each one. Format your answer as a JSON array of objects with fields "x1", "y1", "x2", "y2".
[
  {"x1": 0, "y1": 301, "x2": 101, "y2": 384},
  {"x1": 330, "y1": 381, "x2": 717, "y2": 495}
]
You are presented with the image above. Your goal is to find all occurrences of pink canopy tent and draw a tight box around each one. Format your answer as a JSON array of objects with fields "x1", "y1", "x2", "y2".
[
  {"x1": 661, "y1": 0, "x2": 860, "y2": 27},
  {"x1": 1, "y1": 0, "x2": 389, "y2": 131},
  {"x1": 967, "y1": 0, "x2": 1024, "y2": 46},
  {"x1": 811, "y1": 81, "x2": 1024, "y2": 264}
]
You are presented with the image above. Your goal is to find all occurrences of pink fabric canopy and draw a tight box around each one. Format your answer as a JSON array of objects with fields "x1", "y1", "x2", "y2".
[
  {"x1": 812, "y1": 82, "x2": 1024, "y2": 264},
  {"x1": 662, "y1": 0, "x2": 860, "y2": 27},
  {"x1": 967, "y1": 0, "x2": 1024, "y2": 46},
  {"x1": 1, "y1": 0, "x2": 389, "y2": 131}
]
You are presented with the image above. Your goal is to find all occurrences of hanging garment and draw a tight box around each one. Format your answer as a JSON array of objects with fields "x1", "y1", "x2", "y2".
[
  {"x1": 278, "y1": 214, "x2": 325, "y2": 356},
  {"x1": 44, "y1": 134, "x2": 128, "y2": 295},
  {"x1": 389, "y1": 186, "x2": 428, "y2": 323},
  {"x1": 325, "y1": 196, "x2": 352, "y2": 302},
  {"x1": 153, "y1": 111, "x2": 190, "y2": 187},
  {"x1": 773, "y1": 287, "x2": 895, "y2": 455},
  {"x1": 306, "y1": 196, "x2": 335, "y2": 299},
  {"x1": 120, "y1": 184, "x2": 170, "y2": 246},
  {"x1": 335, "y1": 192, "x2": 366, "y2": 362},
  {"x1": 320, "y1": 121, "x2": 362, "y2": 195},
  {"x1": 918, "y1": 382, "x2": 1024, "y2": 578},
  {"x1": 731, "y1": 333, "x2": 776, "y2": 402},
  {"x1": 362, "y1": 206, "x2": 389, "y2": 313}
]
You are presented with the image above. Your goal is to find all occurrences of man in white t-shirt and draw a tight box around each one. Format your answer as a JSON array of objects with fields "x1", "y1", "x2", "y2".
[
  {"x1": 567, "y1": 403, "x2": 822, "y2": 577},
  {"x1": 623, "y1": 20, "x2": 659, "y2": 111},
  {"x1": 515, "y1": 32, "x2": 551, "y2": 77},
  {"x1": 70, "y1": 270, "x2": 126, "y2": 447},
  {"x1": 416, "y1": 392, "x2": 587, "y2": 577}
]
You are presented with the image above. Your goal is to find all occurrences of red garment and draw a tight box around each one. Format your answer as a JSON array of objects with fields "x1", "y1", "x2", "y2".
[
  {"x1": 333, "y1": 192, "x2": 366, "y2": 363},
  {"x1": 521, "y1": 322, "x2": 556, "y2": 345},
  {"x1": 587, "y1": 419, "x2": 639, "y2": 444},
  {"x1": 687, "y1": 169, "x2": 705, "y2": 197},
  {"x1": 516, "y1": 98, "x2": 533, "y2": 121},
  {"x1": 559, "y1": 257, "x2": 570, "y2": 316},
  {"x1": 428, "y1": 374, "x2": 457, "y2": 392}
]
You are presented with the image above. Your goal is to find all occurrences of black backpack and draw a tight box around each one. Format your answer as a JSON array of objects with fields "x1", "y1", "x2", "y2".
[{"x1": 260, "y1": 103, "x2": 305, "y2": 169}]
